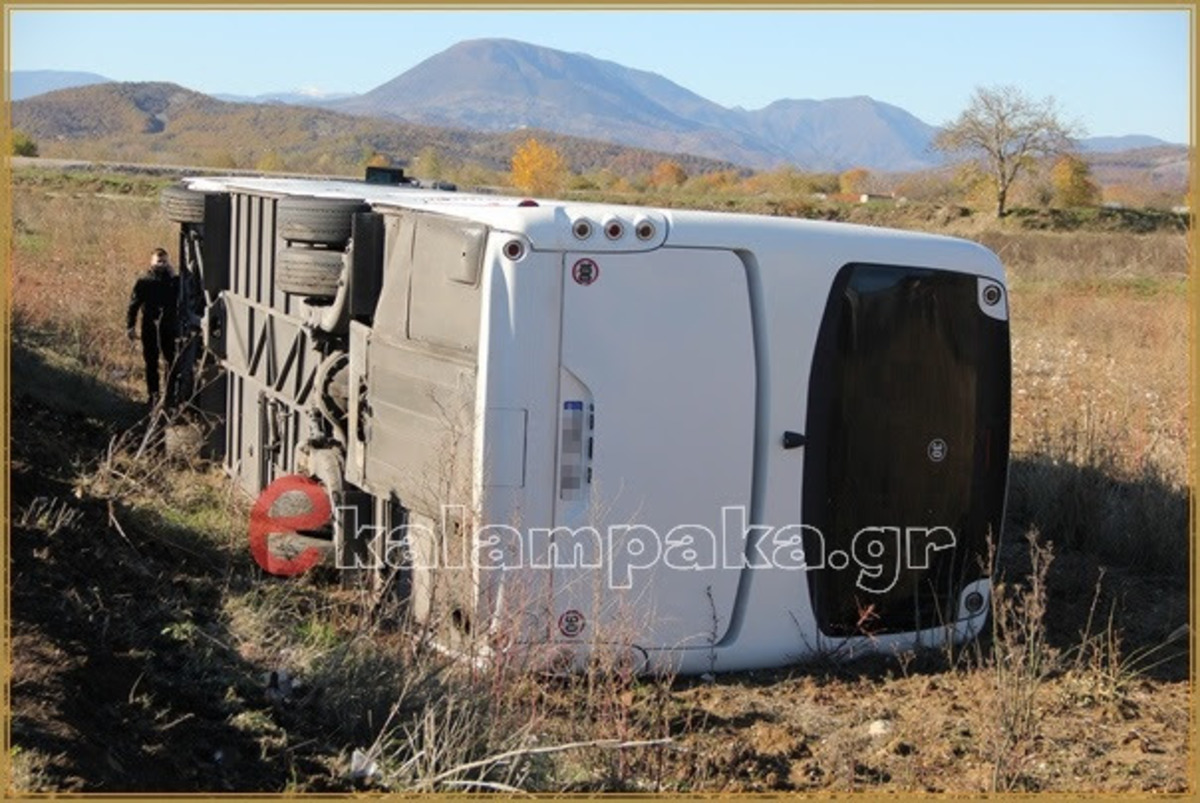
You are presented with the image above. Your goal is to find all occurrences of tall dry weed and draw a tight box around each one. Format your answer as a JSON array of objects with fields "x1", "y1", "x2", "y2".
[{"x1": 988, "y1": 532, "x2": 1056, "y2": 792}]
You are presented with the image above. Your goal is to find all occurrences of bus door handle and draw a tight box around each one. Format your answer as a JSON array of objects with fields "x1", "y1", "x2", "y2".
[{"x1": 782, "y1": 431, "x2": 806, "y2": 450}]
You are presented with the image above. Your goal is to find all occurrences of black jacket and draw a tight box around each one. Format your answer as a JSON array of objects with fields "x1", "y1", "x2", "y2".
[{"x1": 127, "y1": 268, "x2": 180, "y2": 333}]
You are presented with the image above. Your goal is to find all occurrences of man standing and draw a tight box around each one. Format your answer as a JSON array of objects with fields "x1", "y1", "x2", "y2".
[{"x1": 127, "y1": 247, "x2": 180, "y2": 408}]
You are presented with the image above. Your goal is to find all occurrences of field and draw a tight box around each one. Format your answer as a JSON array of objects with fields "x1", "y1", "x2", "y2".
[{"x1": 6, "y1": 166, "x2": 1194, "y2": 792}]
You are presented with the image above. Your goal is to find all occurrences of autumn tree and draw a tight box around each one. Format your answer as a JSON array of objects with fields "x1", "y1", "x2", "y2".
[
  {"x1": 838, "y1": 167, "x2": 871, "y2": 196},
  {"x1": 364, "y1": 151, "x2": 392, "y2": 168},
  {"x1": 1050, "y1": 153, "x2": 1099, "y2": 208},
  {"x1": 511, "y1": 138, "x2": 569, "y2": 196},
  {"x1": 649, "y1": 159, "x2": 688, "y2": 189},
  {"x1": 933, "y1": 85, "x2": 1079, "y2": 217}
]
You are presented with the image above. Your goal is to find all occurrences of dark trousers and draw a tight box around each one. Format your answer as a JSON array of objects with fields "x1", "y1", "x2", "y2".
[{"x1": 142, "y1": 323, "x2": 177, "y2": 405}]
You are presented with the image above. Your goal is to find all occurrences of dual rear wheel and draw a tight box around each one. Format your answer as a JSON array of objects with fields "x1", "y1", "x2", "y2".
[{"x1": 276, "y1": 196, "x2": 368, "y2": 299}]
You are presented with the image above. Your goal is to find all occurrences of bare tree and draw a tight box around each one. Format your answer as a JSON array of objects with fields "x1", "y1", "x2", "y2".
[{"x1": 934, "y1": 85, "x2": 1080, "y2": 217}]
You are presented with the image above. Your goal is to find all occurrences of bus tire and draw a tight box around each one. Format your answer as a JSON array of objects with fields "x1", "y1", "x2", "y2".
[
  {"x1": 277, "y1": 247, "x2": 346, "y2": 298},
  {"x1": 160, "y1": 185, "x2": 210, "y2": 224},
  {"x1": 277, "y1": 197, "x2": 368, "y2": 246}
]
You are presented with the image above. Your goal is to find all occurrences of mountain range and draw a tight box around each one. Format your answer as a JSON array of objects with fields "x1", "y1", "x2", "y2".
[
  {"x1": 325, "y1": 39, "x2": 946, "y2": 171},
  {"x1": 10, "y1": 37, "x2": 1184, "y2": 174}
]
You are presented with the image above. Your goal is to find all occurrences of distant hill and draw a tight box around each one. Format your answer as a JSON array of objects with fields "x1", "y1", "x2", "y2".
[
  {"x1": 11, "y1": 70, "x2": 111, "y2": 101},
  {"x1": 1079, "y1": 135, "x2": 1171, "y2": 153},
  {"x1": 214, "y1": 90, "x2": 357, "y2": 105},
  {"x1": 1084, "y1": 145, "x2": 1190, "y2": 198},
  {"x1": 744, "y1": 96, "x2": 939, "y2": 172},
  {"x1": 11, "y1": 81, "x2": 740, "y2": 178},
  {"x1": 330, "y1": 38, "x2": 783, "y2": 168},
  {"x1": 327, "y1": 38, "x2": 942, "y2": 172}
]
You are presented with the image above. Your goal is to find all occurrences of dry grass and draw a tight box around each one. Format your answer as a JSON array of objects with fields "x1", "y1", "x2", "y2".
[
  {"x1": 978, "y1": 228, "x2": 1189, "y2": 287},
  {"x1": 7, "y1": 165, "x2": 1192, "y2": 793},
  {"x1": 1005, "y1": 270, "x2": 1190, "y2": 573},
  {"x1": 11, "y1": 173, "x2": 176, "y2": 392}
]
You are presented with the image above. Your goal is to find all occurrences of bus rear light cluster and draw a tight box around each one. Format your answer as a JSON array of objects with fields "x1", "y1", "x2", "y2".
[{"x1": 569, "y1": 214, "x2": 660, "y2": 244}]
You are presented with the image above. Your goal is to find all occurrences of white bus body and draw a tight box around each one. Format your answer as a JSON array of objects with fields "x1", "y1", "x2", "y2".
[{"x1": 168, "y1": 173, "x2": 1010, "y2": 674}]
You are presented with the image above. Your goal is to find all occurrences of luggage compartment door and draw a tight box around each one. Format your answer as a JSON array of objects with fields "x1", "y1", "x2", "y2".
[
  {"x1": 553, "y1": 249, "x2": 756, "y2": 650},
  {"x1": 349, "y1": 327, "x2": 476, "y2": 514}
]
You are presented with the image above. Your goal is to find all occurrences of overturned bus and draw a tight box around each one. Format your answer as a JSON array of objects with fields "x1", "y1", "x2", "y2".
[{"x1": 161, "y1": 170, "x2": 1010, "y2": 674}]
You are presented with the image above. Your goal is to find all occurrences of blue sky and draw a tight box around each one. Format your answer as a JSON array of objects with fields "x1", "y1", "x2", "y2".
[{"x1": 7, "y1": 7, "x2": 1193, "y2": 143}]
